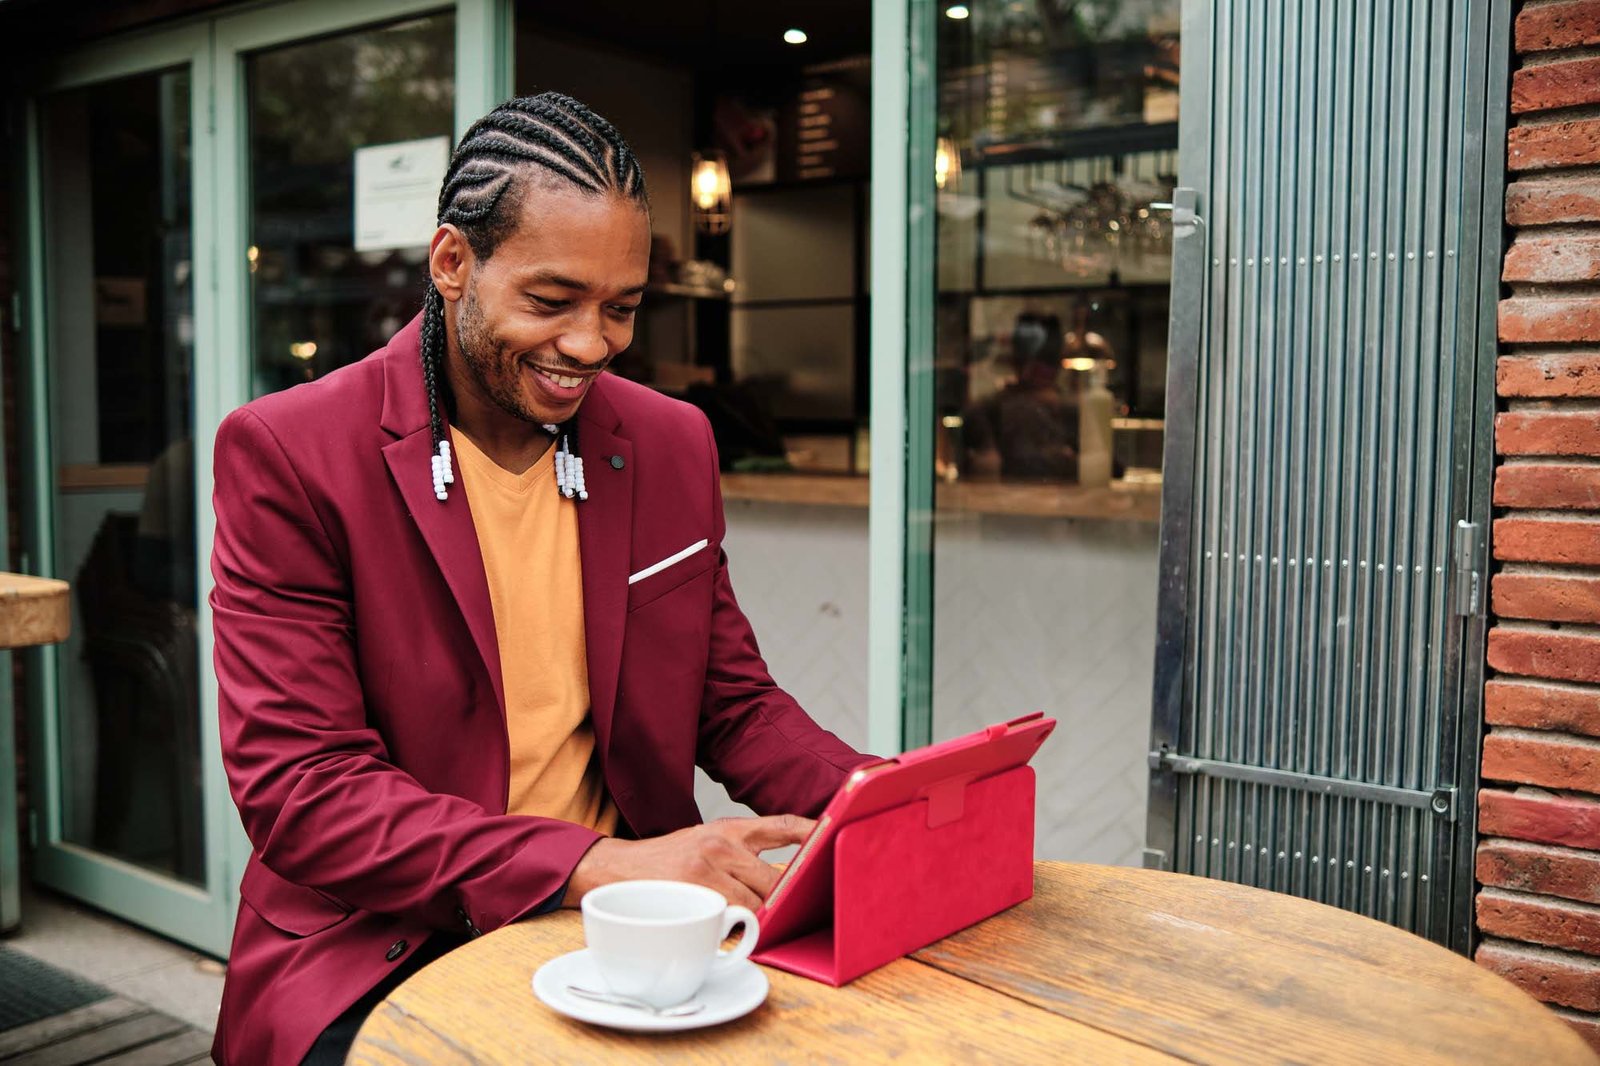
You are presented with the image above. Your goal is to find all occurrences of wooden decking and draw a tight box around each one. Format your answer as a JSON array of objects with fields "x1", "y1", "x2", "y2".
[{"x1": 0, "y1": 997, "x2": 211, "y2": 1065}]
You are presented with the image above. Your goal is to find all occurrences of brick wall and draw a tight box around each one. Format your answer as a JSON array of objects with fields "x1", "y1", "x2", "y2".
[{"x1": 1478, "y1": 0, "x2": 1600, "y2": 1053}]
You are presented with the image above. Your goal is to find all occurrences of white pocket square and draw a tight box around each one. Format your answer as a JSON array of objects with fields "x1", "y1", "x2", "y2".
[{"x1": 628, "y1": 539, "x2": 710, "y2": 585}]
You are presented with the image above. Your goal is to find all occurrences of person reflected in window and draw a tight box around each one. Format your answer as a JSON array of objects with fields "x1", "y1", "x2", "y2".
[
  {"x1": 963, "y1": 312, "x2": 1079, "y2": 482},
  {"x1": 133, "y1": 436, "x2": 195, "y2": 607}
]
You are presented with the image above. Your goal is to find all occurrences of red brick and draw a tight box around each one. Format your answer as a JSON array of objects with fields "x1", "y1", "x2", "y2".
[
  {"x1": 1517, "y1": 0, "x2": 1600, "y2": 53},
  {"x1": 1500, "y1": 354, "x2": 1600, "y2": 398},
  {"x1": 1479, "y1": 787, "x2": 1600, "y2": 850},
  {"x1": 1500, "y1": 297, "x2": 1600, "y2": 344},
  {"x1": 1488, "y1": 678, "x2": 1600, "y2": 738},
  {"x1": 1478, "y1": 837, "x2": 1600, "y2": 904},
  {"x1": 1514, "y1": 56, "x2": 1600, "y2": 113},
  {"x1": 1495, "y1": 463, "x2": 1600, "y2": 510},
  {"x1": 1495, "y1": 517, "x2": 1600, "y2": 566},
  {"x1": 1507, "y1": 177, "x2": 1600, "y2": 225},
  {"x1": 1498, "y1": 410, "x2": 1600, "y2": 456},
  {"x1": 1476, "y1": 937, "x2": 1600, "y2": 1012},
  {"x1": 1509, "y1": 117, "x2": 1600, "y2": 170},
  {"x1": 1482, "y1": 728, "x2": 1600, "y2": 791},
  {"x1": 1478, "y1": 887, "x2": 1600, "y2": 956},
  {"x1": 1490, "y1": 625, "x2": 1600, "y2": 684},
  {"x1": 1553, "y1": 1006, "x2": 1600, "y2": 1056},
  {"x1": 1495, "y1": 573, "x2": 1600, "y2": 624},
  {"x1": 1504, "y1": 234, "x2": 1600, "y2": 283}
]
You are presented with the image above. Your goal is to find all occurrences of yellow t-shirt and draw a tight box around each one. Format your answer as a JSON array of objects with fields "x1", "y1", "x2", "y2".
[{"x1": 450, "y1": 427, "x2": 618, "y2": 835}]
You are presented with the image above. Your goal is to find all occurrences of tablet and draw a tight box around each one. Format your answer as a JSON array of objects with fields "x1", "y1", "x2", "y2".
[{"x1": 754, "y1": 711, "x2": 1056, "y2": 955}]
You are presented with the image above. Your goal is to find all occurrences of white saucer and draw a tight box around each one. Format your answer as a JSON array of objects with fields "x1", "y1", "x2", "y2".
[{"x1": 531, "y1": 948, "x2": 769, "y2": 1032}]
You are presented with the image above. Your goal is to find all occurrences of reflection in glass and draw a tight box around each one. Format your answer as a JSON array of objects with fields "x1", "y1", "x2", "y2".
[
  {"x1": 247, "y1": 15, "x2": 454, "y2": 397},
  {"x1": 41, "y1": 69, "x2": 202, "y2": 884},
  {"x1": 929, "y1": 0, "x2": 1179, "y2": 865},
  {"x1": 936, "y1": 2, "x2": 1180, "y2": 488}
]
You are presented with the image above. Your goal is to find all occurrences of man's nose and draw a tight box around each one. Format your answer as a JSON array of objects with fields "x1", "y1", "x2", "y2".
[{"x1": 555, "y1": 314, "x2": 608, "y2": 366}]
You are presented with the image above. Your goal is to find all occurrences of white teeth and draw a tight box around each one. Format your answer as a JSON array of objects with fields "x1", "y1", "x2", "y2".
[{"x1": 535, "y1": 368, "x2": 586, "y2": 389}]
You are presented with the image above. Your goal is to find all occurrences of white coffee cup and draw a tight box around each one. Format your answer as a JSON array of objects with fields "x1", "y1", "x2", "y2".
[{"x1": 580, "y1": 880, "x2": 760, "y2": 1008}]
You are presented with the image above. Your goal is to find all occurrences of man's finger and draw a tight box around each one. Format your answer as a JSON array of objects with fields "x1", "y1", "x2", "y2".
[
  {"x1": 730, "y1": 813, "x2": 815, "y2": 852},
  {"x1": 720, "y1": 846, "x2": 782, "y2": 901},
  {"x1": 706, "y1": 869, "x2": 764, "y2": 911}
]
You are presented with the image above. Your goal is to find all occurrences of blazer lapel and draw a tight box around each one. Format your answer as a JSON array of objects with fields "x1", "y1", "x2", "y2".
[
  {"x1": 376, "y1": 315, "x2": 503, "y2": 716},
  {"x1": 577, "y1": 382, "x2": 632, "y2": 764},
  {"x1": 382, "y1": 429, "x2": 505, "y2": 717}
]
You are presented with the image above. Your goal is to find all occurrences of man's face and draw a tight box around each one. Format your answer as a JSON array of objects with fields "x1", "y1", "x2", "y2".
[{"x1": 450, "y1": 181, "x2": 651, "y2": 427}]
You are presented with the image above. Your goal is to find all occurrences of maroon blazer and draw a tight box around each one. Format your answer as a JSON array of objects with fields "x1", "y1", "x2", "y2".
[{"x1": 210, "y1": 316, "x2": 868, "y2": 1064}]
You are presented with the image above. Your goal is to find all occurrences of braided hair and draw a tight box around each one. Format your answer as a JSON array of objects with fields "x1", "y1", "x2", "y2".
[{"x1": 422, "y1": 92, "x2": 649, "y2": 501}]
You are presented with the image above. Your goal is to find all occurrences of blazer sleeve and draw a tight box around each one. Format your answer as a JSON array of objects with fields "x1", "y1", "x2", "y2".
[
  {"x1": 211, "y1": 408, "x2": 600, "y2": 934},
  {"x1": 692, "y1": 414, "x2": 876, "y2": 817}
]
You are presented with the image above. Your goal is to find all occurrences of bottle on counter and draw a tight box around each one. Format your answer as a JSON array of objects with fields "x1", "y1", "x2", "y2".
[{"x1": 1077, "y1": 364, "x2": 1114, "y2": 489}]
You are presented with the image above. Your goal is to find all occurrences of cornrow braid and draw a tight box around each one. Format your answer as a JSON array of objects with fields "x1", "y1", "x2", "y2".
[{"x1": 422, "y1": 91, "x2": 649, "y2": 502}]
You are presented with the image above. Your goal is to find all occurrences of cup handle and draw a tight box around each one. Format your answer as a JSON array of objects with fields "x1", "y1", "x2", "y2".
[{"x1": 708, "y1": 905, "x2": 760, "y2": 976}]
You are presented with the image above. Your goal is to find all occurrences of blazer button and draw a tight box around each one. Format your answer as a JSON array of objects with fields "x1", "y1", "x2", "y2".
[
  {"x1": 609, "y1": 455, "x2": 625, "y2": 470},
  {"x1": 386, "y1": 939, "x2": 408, "y2": 962}
]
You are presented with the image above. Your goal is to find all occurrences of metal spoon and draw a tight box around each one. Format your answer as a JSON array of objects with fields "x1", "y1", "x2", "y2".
[{"x1": 565, "y1": 985, "x2": 705, "y2": 1018}]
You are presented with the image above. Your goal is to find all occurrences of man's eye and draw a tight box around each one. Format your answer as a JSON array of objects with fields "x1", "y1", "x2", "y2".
[
  {"x1": 531, "y1": 295, "x2": 568, "y2": 310},
  {"x1": 610, "y1": 304, "x2": 641, "y2": 317}
]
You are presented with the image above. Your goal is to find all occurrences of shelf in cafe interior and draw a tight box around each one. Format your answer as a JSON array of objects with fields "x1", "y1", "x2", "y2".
[{"x1": 719, "y1": 471, "x2": 1161, "y2": 523}]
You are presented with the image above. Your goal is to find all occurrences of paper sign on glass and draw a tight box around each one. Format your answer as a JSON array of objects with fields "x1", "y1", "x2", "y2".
[{"x1": 353, "y1": 136, "x2": 450, "y2": 252}]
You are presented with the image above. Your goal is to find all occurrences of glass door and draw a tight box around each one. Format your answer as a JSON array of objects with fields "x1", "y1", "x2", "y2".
[
  {"x1": 911, "y1": 0, "x2": 1180, "y2": 867},
  {"x1": 23, "y1": 27, "x2": 233, "y2": 954},
  {"x1": 19, "y1": 0, "x2": 495, "y2": 957}
]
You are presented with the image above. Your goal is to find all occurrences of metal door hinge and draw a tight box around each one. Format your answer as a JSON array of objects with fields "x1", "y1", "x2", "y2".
[
  {"x1": 1453, "y1": 521, "x2": 1483, "y2": 617},
  {"x1": 1151, "y1": 189, "x2": 1204, "y2": 234}
]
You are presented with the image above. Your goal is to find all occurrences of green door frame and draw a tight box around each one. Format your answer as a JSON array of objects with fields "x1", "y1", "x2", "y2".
[
  {"x1": 868, "y1": 0, "x2": 936, "y2": 756},
  {"x1": 20, "y1": 20, "x2": 227, "y2": 953},
  {"x1": 18, "y1": 0, "x2": 511, "y2": 956}
]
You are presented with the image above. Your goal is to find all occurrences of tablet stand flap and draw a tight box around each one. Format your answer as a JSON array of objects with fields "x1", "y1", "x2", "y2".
[{"x1": 754, "y1": 766, "x2": 1034, "y2": 987}]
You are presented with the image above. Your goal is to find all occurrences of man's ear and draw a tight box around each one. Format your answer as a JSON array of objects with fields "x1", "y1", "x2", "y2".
[{"x1": 429, "y1": 224, "x2": 472, "y2": 302}]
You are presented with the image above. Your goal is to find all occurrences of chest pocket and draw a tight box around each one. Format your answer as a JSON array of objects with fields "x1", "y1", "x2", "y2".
[{"x1": 627, "y1": 538, "x2": 716, "y2": 612}]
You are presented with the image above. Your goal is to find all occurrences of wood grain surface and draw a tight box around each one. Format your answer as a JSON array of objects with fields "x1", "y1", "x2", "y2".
[
  {"x1": 0, "y1": 573, "x2": 70, "y2": 649},
  {"x1": 350, "y1": 862, "x2": 1598, "y2": 1065}
]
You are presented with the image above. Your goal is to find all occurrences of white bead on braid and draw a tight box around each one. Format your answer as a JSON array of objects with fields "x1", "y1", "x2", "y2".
[
  {"x1": 555, "y1": 431, "x2": 587, "y2": 500},
  {"x1": 431, "y1": 440, "x2": 452, "y2": 501},
  {"x1": 543, "y1": 423, "x2": 588, "y2": 501}
]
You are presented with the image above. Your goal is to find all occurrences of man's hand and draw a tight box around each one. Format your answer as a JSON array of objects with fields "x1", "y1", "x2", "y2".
[{"x1": 565, "y1": 814, "x2": 814, "y2": 911}]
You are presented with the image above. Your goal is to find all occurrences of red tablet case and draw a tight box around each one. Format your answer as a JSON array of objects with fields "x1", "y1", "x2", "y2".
[{"x1": 751, "y1": 712, "x2": 1055, "y2": 986}]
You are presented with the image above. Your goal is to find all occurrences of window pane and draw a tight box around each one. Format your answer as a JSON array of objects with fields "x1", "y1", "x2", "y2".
[
  {"x1": 930, "y1": 0, "x2": 1179, "y2": 864},
  {"x1": 41, "y1": 68, "x2": 202, "y2": 884},
  {"x1": 247, "y1": 15, "x2": 455, "y2": 397}
]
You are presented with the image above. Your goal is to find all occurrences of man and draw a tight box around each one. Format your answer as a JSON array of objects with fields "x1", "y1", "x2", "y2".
[{"x1": 211, "y1": 93, "x2": 870, "y2": 1064}]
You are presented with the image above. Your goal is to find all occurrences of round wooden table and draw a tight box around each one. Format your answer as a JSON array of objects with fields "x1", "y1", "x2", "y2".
[{"x1": 349, "y1": 862, "x2": 1597, "y2": 1065}]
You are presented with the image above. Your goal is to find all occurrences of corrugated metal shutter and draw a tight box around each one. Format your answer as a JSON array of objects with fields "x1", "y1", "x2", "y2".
[{"x1": 1147, "y1": 0, "x2": 1508, "y2": 949}]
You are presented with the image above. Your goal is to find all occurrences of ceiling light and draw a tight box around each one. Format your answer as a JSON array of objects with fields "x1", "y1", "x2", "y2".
[
  {"x1": 946, "y1": 5, "x2": 971, "y2": 19},
  {"x1": 784, "y1": 28, "x2": 808, "y2": 44}
]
